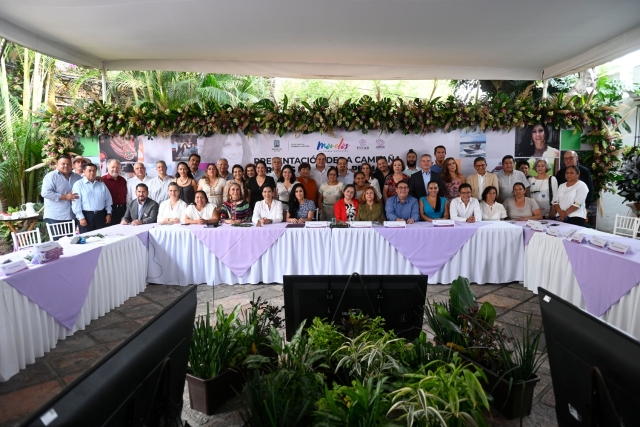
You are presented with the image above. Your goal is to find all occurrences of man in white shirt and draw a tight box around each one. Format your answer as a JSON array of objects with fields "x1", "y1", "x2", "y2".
[
  {"x1": 450, "y1": 183, "x2": 482, "y2": 223},
  {"x1": 267, "y1": 157, "x2": 283, "y2": 181},
  {"x1": 403, "y1": 149, "x2": 419, "y2": 175},
  {"x1": 467, "y1": 157, "x2": 499, "y2": 200},
  {"x1": 217, "y1": 158, "x2": 230, "y2": 180},
  {"x1": 496, "y1": 155, "x2": 529, "y2": 203},
  {"x1": 147, "y1": 161, "x2": 174, "y2": 204},
  {"x1": 336, "y1": 157, "x2": 354, "y2": 184},
  {"x1": 311, "y1": 153, "x2": 328, "y2": 188},
  {"x1": 126, "y1": 162, "x2": 152, "y2": 203}
]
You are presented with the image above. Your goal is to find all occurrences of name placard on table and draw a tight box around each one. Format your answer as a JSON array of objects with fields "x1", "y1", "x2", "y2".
[
  {"x1": 349, "y1": 221, "x2": 372, "y2": 228},
  {"x1": 571, "y1": 232, "x2": 587, "y2": 243},
  {"x1": 1, "y1": 259, "x2": 29, "y2": 276},
  {"x1": 384, "y1": 221, "x2": 406, "y2": 228},
  {"x1": 433, "y1": 220, "x2": 455, "y2": 227},
  {"x1": 546, "y1": 227, "x2": 562, "y2": 237},
  {"x1": 609, "y1": 241, "x2": 632, "y2": 255},
  {"x1": 589, "y1": 236, "x2": 609, "y2": 249}
]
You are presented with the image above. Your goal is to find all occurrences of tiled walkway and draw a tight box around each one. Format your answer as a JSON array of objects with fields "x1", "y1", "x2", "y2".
[{"x1": 0, "y1": 282, "x2": 557, "y2": 427}]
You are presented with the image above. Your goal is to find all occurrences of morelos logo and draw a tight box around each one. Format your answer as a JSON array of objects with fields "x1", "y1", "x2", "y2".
[
  {"x1": 375, "y1": 138, "x2": 385, "y2": 149},
  {"x1": 273, "y1": 140, "x2": 280, "y2": 148},
  {"x1": 317, "y1": 138, "x2": 349, "y2": 150},
  {"x1": 357, "y1": 139, "x2": 369, "y2": 150}
]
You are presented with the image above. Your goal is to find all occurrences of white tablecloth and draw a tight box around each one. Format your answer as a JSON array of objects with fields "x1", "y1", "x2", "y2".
[
  {"x1": 0, "y1": 234, "x2": 148, "y2": 382},
  {"x1": 524, "y1": 228, "x2": 640, "y2": 340},
  {"x1": 330, "y1": 222, "x2": 524, "y2": 284},
  {"x1": 147, "y1": 226, "x2": 332, "y2": 285}
]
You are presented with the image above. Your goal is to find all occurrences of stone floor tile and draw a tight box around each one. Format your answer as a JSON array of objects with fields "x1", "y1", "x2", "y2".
[
  {"x1": 0, "y1": 360, "x2": 55, "y2": 395},
  {"x1": 497, "y1": 311, "x2": 543, "y2": 331},
  {"x1": 539, "y1": 387, "x2": 556, "y2": 408},
  {"x1": 46, "y1": 333, "x2": 97, "y2": 357},
  {"x1": 140, "y1": 286, "x2": 183, "y2": 302},
  {"x1": 513, "y1": 301, "x2": 542, "y2": 317},
  {"x1": 62, "y1": 373, "x2": 81, "y2": 386},
  {"x1": 117, "y1": 302, "x2": 163, "y2": 319},
  {"x1": 88, "y1": 321, "x2": 140, "y2": 344},
  {"x1": 104, "y1": 339, "x2": 125, "y2": 351},
  {"x1": 82, "y1": 311, "x2": 129, "y2": 332},
  {"x1": 492, "y1": 286, "x2": 536, "y2": 302},
  {"x1": 0, "y1": 381, "x2": 61, "y2": 424},
  {"x1": 478, "y1": 294, "x2": 521, "y2": 310},
  {"x1": 134, "y1": 314, "x2": 157, "y2": 325},
  {"x1": 470, "y1": 284, "x2": 504, "y2": 297},
  {"x1": 47, "y1": 347, "x2": 109, "y2": 377},
  {"x1": 115, "y1": 295, "x2": 150, "y2": 308}
]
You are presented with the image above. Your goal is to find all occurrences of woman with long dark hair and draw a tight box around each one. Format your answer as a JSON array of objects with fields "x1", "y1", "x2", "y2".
[
  {"x1": 286, "y1": 183, "x2": 316, "y2": 223},
  {"x1": 173, "y1": 161, "x2": 197, "y2": 204}
]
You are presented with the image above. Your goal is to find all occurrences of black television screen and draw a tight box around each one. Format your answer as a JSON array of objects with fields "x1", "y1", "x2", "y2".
[
  {"x1": 21, "y1": 285, "x2": 197, "y2": 427},
  {"x1": 283, "y1": 274, "x2": 428, "y2": 341},
  {"x1": 538, "y1": 288, "x2": 640, "y2": 426}
]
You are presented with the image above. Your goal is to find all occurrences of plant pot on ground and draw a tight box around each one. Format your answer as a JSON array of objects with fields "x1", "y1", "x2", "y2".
[
  {"x1": 424, "y1": 276, "x2": 546, "y2": 420},
  {"x1": 186, "y1": 303, "x2": 247, "y2": 415}
]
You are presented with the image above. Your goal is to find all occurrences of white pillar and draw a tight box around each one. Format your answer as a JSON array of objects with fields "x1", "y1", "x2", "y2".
[{"x1": 542, "y1": 79, "x2": 549, "y2": 100}]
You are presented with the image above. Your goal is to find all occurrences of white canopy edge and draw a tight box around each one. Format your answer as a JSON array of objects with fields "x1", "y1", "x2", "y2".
[
  {"x1": 544, "y1": 25, "x2": 640, "y2": 79},
  {"x1": 0, "y1": 16, "x2": 102, "y2": 69},
  {"x1": 103, "y1": 59, "x2": 543, "y2": 81}
]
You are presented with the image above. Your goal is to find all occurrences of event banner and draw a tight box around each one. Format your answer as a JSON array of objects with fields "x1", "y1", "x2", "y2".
[{"x1": 80, "y1": 127, "x2": 586, "y2": 179}]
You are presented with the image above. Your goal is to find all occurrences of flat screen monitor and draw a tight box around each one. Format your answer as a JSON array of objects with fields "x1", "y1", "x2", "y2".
[
  {"x1": 538, "y1": 288, "x2": 640, "y2": 426},
  {"x1": 283, "y1": 274, "x2": 428, "y2": 341},
  {"x1": 21, "y1": 285, "x2": 198, "y2": 427}
]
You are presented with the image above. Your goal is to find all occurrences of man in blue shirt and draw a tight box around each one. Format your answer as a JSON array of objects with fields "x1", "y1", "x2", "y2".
[
  {"x1": 71, "y1": 163, "x2": 113, "y2": 232},
  {"x1": 41, "y1": 155, "x2": 82, "y2": 225},
  {"x1": 385, "y1": 181, "x2": 419, "y2": 224}
]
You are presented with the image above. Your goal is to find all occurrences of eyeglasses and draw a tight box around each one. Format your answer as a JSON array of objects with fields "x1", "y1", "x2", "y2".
[
  {"x1": 474, "y1": 164, "x2": 487, "y2": 168},
  {"x1": 563, "y1": 156, "x2": 576, "y2": 160},
  {"x1": 459, "y1": 191, "x2": 472, "y2": 195}
]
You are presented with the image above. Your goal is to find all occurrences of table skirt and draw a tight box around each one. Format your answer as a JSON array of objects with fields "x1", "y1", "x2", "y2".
[
  {"x1": 147, "y1": 227, "x2": 332, "y2": 286},
  {"x1": 0, "y1": 235, "x2": 148, "y2": 382},
  {"x1": 330, "y1": 222, "x2": 524, "y2": 284}
]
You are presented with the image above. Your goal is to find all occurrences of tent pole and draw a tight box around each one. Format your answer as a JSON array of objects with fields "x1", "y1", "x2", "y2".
[
  {"x1": 101, "y1": 66, "x2": 107, "y2": 103},
  {"x1": 542, "y1": 79, "x2": 549, "y2": 99}
]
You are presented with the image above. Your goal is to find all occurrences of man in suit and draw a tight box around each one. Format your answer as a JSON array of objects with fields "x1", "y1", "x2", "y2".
[
  {"x1": 121, "y1": 183, "x2": 159, "y2": 225},
  {"x1": 467, "y1": 157, "x2": 499, "y2": 200},
  {"x1": 409, "y1": 154, "x2": 445, "y2": 200}
]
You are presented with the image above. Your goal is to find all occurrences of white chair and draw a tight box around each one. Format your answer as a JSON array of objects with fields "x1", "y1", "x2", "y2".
[
  {"x1": 46, "y1": 220, "x2": 76, "y2": 240},
  {"x1": 12, "y1": 229, "x2": 42, "y2": 251},
  {"x1": 612, "y1": 214, "x2": 640, "y2": 239}
]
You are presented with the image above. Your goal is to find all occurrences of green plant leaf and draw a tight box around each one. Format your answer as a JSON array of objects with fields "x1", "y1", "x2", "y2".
[{"x1": 478, "y1": 301, "x2": 496, "y2": 326}]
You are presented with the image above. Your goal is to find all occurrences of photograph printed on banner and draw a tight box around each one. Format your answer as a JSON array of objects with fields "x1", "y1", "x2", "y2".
[
  {"x1": 459, "y1": 130, "x2": 486, "y2": 158},
  {"x1": 172, "y1": 134, "x2": 198, "y2": 162},
  {"x1": 198, "y1": 133, "x2": 264, "y2": 169},
  {"x1": 514, "y1": 124, "x2": 560, "y2": 176},
  {"x1": 99, "y1": 135, "x2": 141, "y2": 178},
  {"x1": 140, "y1": 136, "x2": 174, "y2": 177}
]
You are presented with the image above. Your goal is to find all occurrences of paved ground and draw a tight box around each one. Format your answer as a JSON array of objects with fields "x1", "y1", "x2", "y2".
[{"x1": 0, "y1": 282, "x2": 557, "y2": 427}]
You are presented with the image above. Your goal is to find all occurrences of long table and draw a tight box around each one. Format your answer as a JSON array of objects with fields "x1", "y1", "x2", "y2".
[
  {"x1": 523, "y1": 222, "x2": 640, "y2": 340},
  {"x1": 0, "y1": 225, "x2": 150, "y2": 382}
]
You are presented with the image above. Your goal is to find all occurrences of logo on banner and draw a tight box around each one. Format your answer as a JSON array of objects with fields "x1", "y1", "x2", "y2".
[
  {"x1": 317, "y1": 138, "x2": 349, "y2": 151},
  {"x1": 375, "y1": 138, "x2": 385, "y2": 149},
  {"x1": 357, "y1": 139, "x2": 369, "y2": 150},
  {"x1": 274, "y1": 140, "x2": 280, "y2": 148}
]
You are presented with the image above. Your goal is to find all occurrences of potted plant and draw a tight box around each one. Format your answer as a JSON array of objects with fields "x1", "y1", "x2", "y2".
[
  {"x1": 242, "y1": 294, "x2": 284, "y2": 359},
  {"x1": 186, "y1": 303, "x2": 247, "y2": 415},
  {"x1": 424, "y1": 276, "x2": 546, "y2": 420},
  {"x1": 616, "y1": 146, "x2": 640, "y2": 215}
]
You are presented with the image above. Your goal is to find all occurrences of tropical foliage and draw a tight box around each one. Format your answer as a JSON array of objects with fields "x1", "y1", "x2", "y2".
[{"x1": 43, "y1": 86, "x2": 630, "y2": 198}]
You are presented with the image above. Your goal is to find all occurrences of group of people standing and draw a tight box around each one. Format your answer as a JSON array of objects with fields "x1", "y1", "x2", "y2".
[{"x1": 41, "y1": 128, "x2": 595, "y2": 233}]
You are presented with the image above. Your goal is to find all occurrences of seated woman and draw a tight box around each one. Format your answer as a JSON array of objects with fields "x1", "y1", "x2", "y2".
[
  {"x1": 549, "y1": 165, "x2": 589, "y2": 226},
  {"x1": 252, "y1": 185, "x2": 284, "y2": 226},
  {"x1": 504, "y1": 182, "x2": 543, "y2": 221},
  {"x1": 183, "y1": 190, "x2": 220, "y2": 225},
  {"x1": 334, "y1": 184, "x2": 359, "y2": 222},
  {"x1": 219, "y1": 182, "x2": 252, "y2": 224},
  {"x1": 480, "y1": 186, "x2": 507, "y2": 221},
  {"x1": 355, "y1": 185, "x2": 385, "y2": 222},
  {"x1": 419, "y1": 180, "x2": 450, "y2": 222},
  {"x1": 286, "y1": 183, "x2": 316, "y2": 223},
  {"x1": 158, "y1": 182, "x2": 189, "y2": 224}
]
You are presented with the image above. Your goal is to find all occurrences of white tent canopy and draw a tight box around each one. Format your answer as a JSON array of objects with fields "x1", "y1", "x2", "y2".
[{"x1": 1, "y1": 0, "x2": 640, "y2": 80}]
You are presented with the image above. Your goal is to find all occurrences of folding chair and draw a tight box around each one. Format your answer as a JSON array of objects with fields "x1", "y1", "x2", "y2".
[
  {"x1": 612, "y1": 214, "x2": 640, "y2": 239},
  {"x1": 46, "y1": 220, "x2": 76, "y2": 240},
  {"x1": 12, "y1": 229, "x2": 42, "y2": 251}
]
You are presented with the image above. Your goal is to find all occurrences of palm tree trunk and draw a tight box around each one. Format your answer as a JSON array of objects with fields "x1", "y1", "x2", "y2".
[
  {"x1": 31, "y1": 52, "x2": 42, "y2": 112},
  {"x1": 0, "y1": 53, "x2": 12, "y2": 142},
  {"x1": 22, "y1": 48, "x2": 31, "y2": 120}
]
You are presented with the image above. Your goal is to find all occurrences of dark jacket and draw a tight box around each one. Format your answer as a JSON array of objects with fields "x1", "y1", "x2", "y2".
[
  {"x1": 409, "y1": 170, "x2": 445, "y2": 200},
  {"x1": 122, "y1": 198, "x2": 159, "y2": 223}
]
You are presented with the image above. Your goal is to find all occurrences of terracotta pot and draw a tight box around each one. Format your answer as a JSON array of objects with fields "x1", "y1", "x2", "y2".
[{"x1": 186, "y1": 367, "x2": 245, "y2": 415}]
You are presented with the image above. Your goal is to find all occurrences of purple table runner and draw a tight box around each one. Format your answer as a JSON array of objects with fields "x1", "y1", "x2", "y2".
[
  {"x1": 2, "y1": 247, "x2": 102, "y2": 330},
  {"x1": 191, "y1": 224, "x2": 286, "y2": 276},
  {"x1": 374, "y1": 222, "x2": 488, "y2": 276},
  {"x1": 562, "y1": 235, "x2": 640, "y2": 317}
]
